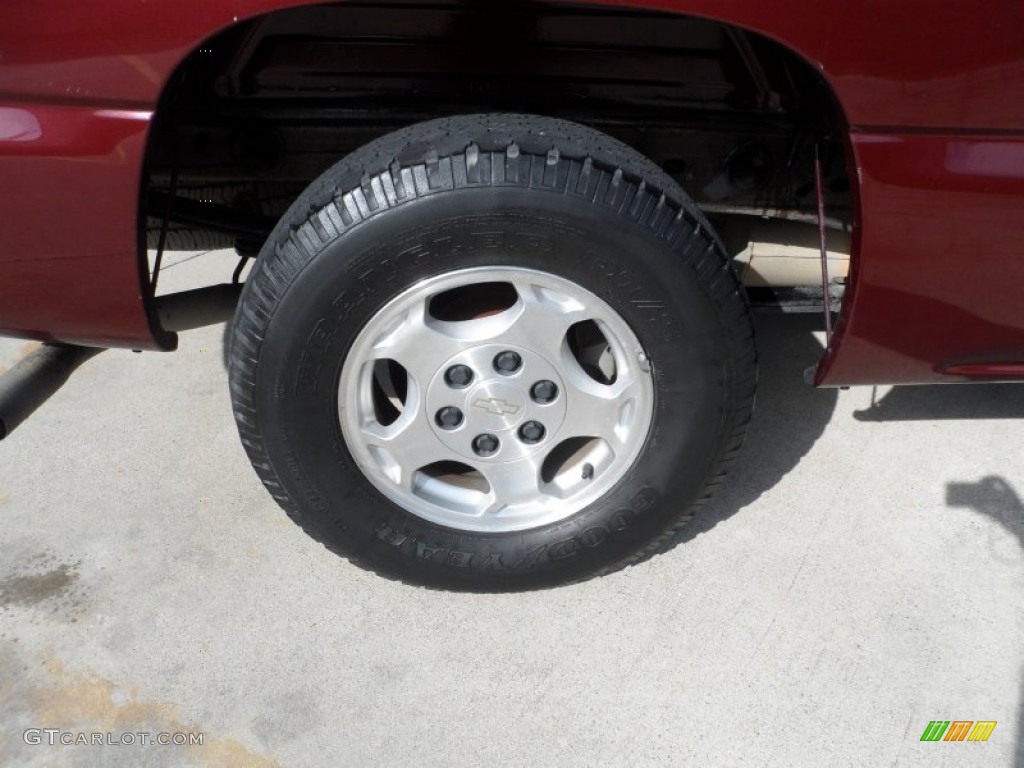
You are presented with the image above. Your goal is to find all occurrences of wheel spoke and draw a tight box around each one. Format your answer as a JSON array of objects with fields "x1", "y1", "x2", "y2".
[
  {"x1": 479, "y1": 457, "x2": 545, "y2": 515},
  {"x1": 558, "y1": 368, "x2": 643, "y2": 447},
  {"x1": 367, "y1": 301, "x2": 464, "y2": 389},
  {"x1": 500, "y1": 278, "x2": 592, "y2": 361},
  {"x1": 359, "y1": 411, "x2": 449, "y2": 489}
]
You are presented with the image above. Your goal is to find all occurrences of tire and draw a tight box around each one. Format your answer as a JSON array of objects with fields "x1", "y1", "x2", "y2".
[{"x1": 228, "y1": 114, "x2": 756, "y2": 591}]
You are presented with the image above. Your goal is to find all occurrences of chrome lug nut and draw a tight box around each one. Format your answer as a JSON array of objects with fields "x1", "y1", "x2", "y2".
[
  {"x1": 518, "y1": 421, "x2": 546, "y2": 444},
  {"x1": 472, "y1": 433, "x2": 500, "y2": 457},
  {"x1": 530, "y1": 379, "x2": 558, "y2": 404},
  {"x1": 444, "y1": 364, "x2": 474, "y2": 388},
  {"x1": 435, "y1": 406, "x2": 464, "y2": 430},
  {"x1": 493, "y1": 350, "x2": 522, "y2": 375}
]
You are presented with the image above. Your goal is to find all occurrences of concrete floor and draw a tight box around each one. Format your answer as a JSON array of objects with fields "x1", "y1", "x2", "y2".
[{"x1": 0, "y1": 251, "x2": 1021, "y2": 767}]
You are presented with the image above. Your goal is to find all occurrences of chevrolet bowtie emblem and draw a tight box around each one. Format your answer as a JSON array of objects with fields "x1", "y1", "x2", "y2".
[{"x1": 472, "y1": 397, "x2": 522, "y2": 416}]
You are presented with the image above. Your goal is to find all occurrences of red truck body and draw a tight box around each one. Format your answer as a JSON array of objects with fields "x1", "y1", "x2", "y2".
[{"x1": 2, "y1": 0, "x2": 1023, "y2": 385}]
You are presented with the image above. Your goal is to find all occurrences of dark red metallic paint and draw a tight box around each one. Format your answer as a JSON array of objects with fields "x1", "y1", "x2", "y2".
[
  {"x1": 1, "y1": 0, "x2": 1023, "y2": 385},
  {"x1": 818, "y1": 133, "x2": 1024, "y2": 385},
  {"x1": 0, "y1": 105, "x2": 167, "y2": 348}
]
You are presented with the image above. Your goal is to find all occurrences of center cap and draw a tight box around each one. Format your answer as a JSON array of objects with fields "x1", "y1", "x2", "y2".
[
  {"x1": 426, "y1": 343, "x2": 567, "y2": 463},
  {"x1": 469, "y1": 382, "x2": 525, "y2": 428}
]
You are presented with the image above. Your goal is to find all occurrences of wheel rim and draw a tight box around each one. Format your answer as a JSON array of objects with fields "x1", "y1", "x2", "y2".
[{"x1": 338, "y1": 266, "x2": 655, "y2": 533}]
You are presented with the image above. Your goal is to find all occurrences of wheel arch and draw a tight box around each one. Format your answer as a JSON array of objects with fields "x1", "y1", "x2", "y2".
[{"x1": 140, "y1": 0, "x2": 861, "y2": 363}]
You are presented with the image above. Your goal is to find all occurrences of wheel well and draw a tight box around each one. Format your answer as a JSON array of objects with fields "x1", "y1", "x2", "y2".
[{"x1": 142, "y1": 0, "x2": 853, "y2": 297}]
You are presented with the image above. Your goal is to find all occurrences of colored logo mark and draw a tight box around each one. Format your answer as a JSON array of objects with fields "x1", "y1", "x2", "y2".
[{"x1": 920, "y1": 721, "x2": 996, "y2": 742}]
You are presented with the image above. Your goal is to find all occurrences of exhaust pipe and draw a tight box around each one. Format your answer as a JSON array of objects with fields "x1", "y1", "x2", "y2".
[
  {"x1": 0, "y1": 344, "x2": 102, "y2": 440},
  {"x1": 156, "y1": 283, "x2": 242, "y2": 332}
]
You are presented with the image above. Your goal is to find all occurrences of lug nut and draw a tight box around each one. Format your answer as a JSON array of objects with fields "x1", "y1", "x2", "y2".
[
  {"x1": 444, "y1": 364, "x2": 474, "y2": 389},
  {"x1": 493, "y1": 350, "x2": 522, "y2": 375},
  {"x1": 435, "y1": 406, "x2": 464, "y2": 430},
  {"x1": 472, "y1": 433, "x2": 500, "y2": 457},
  {"x1": 518, "y1": 421, "x2": 546, "y2": 444},
  {"x1": 530, "y1": 379, "x2": 558, "y2": 404}
]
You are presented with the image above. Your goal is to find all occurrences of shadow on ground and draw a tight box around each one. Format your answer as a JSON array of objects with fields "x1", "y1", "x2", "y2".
[
  {"x1": 946, "y1": 476, "x2": 1024, "y2": 765},
  {"x1": 670, "y1": 313, "x2": 1024, "y2": 762},
  {"x1": 670, "y1": 312, "x2": 838, "y2": 547},
  {"x1": 855, "y1": 382, "x2": 1024, "y2": 421}
]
